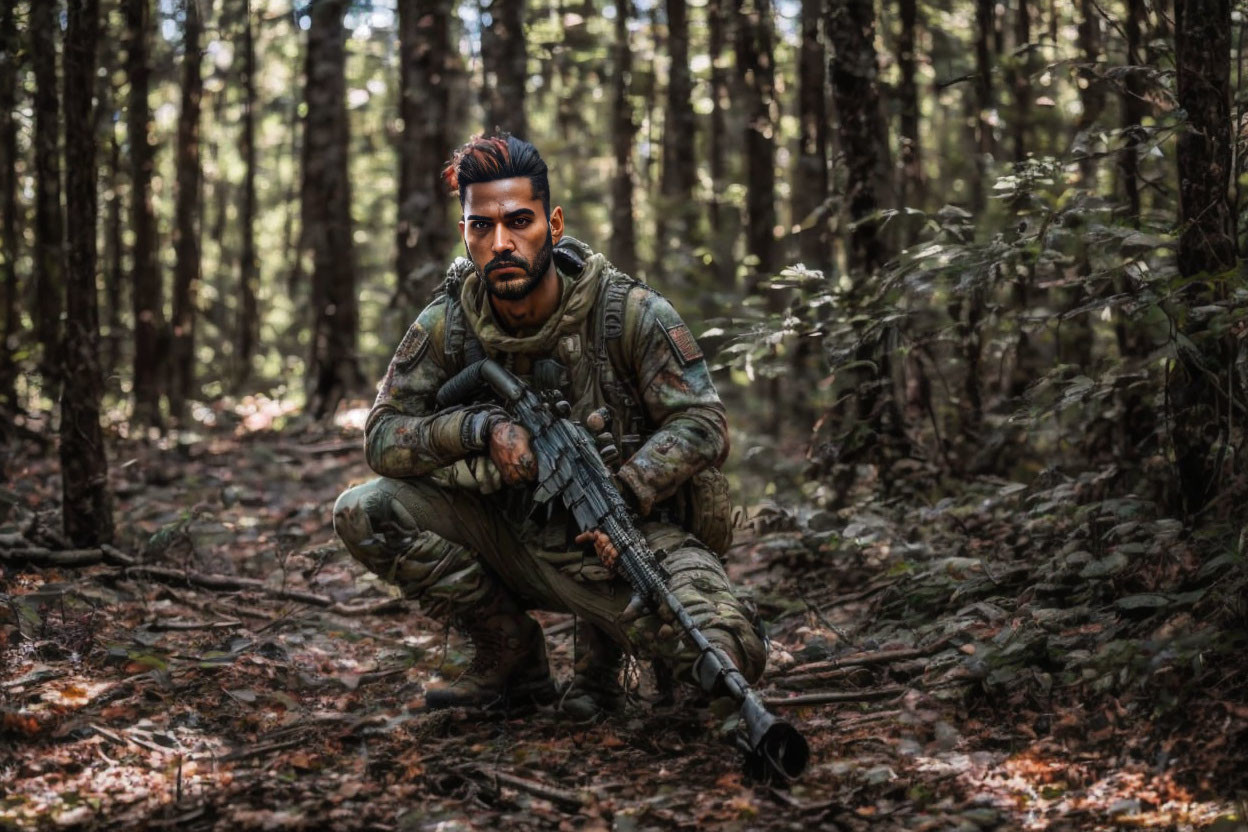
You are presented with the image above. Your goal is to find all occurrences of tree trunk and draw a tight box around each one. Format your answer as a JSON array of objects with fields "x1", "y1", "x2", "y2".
[
  {"x1": 1120, "y1": 0, "x2": 1145, "y2": 225},
  {"x1": 735, "y1": 0, "x2": 777, "y2": 284},
  {"x1": 62, "y1": 0, "x2": 114, "y2": 546},
  {"x1": 707, "y1": 0, "x2": 736, "y2": 286},
  {"x1": 828, "y1": 0, "x2": 889, "y2": 276},
  {"x1": 103, "y1": 129, "x2": 125, "y2": 388},
  {"x1": 170, "y1": 0, "x2": 206, "y2": 424},
  {"x1": 654, "y1": 0, "x2": 696, "y2": 280},
  {"x1": 972, "y1": 0, "x2": 994, "y2": 215},
  {"x1": 896, "y1": 0, "x2": 922, "y2": 241},
  {"x1": 302, "y1": 0, "x2": 360, "y2": 420},
  {"x1": 32, "y1": 0, "x2": 66, "y2": 400},
  {"x1": 1076, "y1": 0, "x2": 1104, "y2": 187},
  {"x1": 1170, "y1": 0, "x2": 1238, "y2": 515},
  {"x1": 237, "y1": 0, "x2": 259, "y2": 387},
  {"x1": 1011, "y1": 0, "x2": 1030, "y2": 163},
  {"x1": 610, "y1": 0, "x2": 638, "y2": 276},
  {"x1": 0, "y1": 0, "x2": 20, "y2": 409},
  {"x1": 794, "y1": 0, "x2": 829, "y2": 270},
  {"x1": 396, "y1": 0, "x2": 456, "y2": 308},
  {"x1": 480, "y1": 0, "x2": 528, "y2": 137},
  {"x1": 125, "y1": 0, "x2": 164, "y2": 430}
]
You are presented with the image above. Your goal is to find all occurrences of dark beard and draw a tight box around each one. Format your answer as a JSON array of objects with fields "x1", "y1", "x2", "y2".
[{"x1": 478, "y1": 231, "x2": 554, "y2": 301}]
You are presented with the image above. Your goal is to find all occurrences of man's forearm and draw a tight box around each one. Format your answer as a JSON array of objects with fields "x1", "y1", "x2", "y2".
[
  {"x1": 616, "y1": 405, "x2": 728, "y2": 514},
  {"x1": 364, "y1": 407, "x2": 502, "y2": 479}
]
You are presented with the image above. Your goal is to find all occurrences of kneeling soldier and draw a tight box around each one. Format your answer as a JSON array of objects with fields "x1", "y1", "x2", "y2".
[{"x1": 333, "y1": 135, "x2": 765, "y2": 719}]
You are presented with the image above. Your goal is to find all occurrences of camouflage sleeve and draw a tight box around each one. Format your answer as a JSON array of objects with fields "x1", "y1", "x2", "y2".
[
  {"x1": 364, "y1": 299, "x2": 502, "y2": 479},
  {"x1": 615, "y1": 289, "x2": 729, "y2": 514}
]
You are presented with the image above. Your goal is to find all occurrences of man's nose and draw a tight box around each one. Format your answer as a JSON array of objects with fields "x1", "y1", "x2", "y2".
[{"x1": 490, "y1": 223, "x2": 515, "y2": 254}]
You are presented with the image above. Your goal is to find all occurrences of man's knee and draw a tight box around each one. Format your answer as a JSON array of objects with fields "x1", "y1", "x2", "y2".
[
  {"x1": 333, "y1": 482, "x2": 378, "y2": 554},
  {"x1": 650, "y1": 543, "x2": 768, "y2": 684}
]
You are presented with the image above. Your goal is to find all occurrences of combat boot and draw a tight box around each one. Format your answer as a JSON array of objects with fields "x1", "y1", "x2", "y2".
[
  {"x1": 560, "y1": 624, "x2": 627, "y2": 721},
  {"x1": 425, "y1": 608, "x2": 557, "y2": 709}
]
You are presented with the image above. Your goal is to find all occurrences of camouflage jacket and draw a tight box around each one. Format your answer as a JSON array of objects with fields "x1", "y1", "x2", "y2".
[{"x1": 363, "y1": 236, "x2": 728, "y2": 516}]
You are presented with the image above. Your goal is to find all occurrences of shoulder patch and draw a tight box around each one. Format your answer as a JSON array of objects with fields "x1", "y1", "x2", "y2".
[
  {"x1": 394, "y1": 322, "x2": 430, "y2": 370},
  {"x1": 661, "y1": 322, "x2": 704, "y2": 366}
]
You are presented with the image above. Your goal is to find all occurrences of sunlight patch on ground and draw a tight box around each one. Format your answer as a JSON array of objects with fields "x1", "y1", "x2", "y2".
[{"x1": 940, "y1": 748, "x2": 1234, "y2": 830}]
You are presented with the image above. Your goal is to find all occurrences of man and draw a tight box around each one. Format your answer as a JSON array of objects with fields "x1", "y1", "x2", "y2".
[{"x1": 333, "y1": 135, "x2": 764, "y2": 719}]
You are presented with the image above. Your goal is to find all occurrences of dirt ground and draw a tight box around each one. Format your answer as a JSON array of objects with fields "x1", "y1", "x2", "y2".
[{"x1": 2, "y1": 412, "x2": 1245, "y2": 830}]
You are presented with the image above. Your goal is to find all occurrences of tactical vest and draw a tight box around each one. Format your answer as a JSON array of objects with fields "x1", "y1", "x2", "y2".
[{"x1": 435, "y1": 237, "x2": 734, "y2": 555}]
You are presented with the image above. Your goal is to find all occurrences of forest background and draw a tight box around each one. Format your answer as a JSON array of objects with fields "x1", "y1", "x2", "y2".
[{"x1": 1, "y1": 0, "x2": 1247, "y2": 827}]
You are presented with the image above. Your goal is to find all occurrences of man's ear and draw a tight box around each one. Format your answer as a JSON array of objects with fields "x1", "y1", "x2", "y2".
[{"x1": 549, "y1": 206, "x2": 564, "y2": 245}]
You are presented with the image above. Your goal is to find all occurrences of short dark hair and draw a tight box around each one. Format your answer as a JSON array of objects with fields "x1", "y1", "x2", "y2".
[{"x1": 442, "y1": 134, "x2": 551, "y2": 218}]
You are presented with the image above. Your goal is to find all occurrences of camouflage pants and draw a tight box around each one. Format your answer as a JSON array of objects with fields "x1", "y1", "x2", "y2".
[{"x1": 332, "y1": 471, "x2": 766, "y2": 684}]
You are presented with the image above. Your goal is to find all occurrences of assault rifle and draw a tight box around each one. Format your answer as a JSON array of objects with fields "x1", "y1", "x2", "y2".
[{"x1": 443, "y1": 357, "x2": 809, "y2": 783}]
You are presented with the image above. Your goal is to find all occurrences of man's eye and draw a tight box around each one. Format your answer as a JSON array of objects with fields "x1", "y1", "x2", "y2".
[
  {"x1": 511, "y1": 218, "x2": 530, "y2": 227},
  {"x1": 471, "y1": 221, "x2": 490, "y2": 231}
]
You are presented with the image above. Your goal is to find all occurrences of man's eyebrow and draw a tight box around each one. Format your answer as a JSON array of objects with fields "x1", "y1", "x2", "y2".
[{"x1": 465, "y1": 208, "x2": 536, "y2": 222}]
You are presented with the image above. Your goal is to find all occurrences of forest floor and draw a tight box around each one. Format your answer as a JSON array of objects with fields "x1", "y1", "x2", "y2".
[{"x1": 2, "y1": 403, "x2": 1247, "y2": 831}]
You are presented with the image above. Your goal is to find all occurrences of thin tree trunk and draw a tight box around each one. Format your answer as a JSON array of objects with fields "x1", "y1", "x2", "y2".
[
  {"x1": 237, "y1": 0, "x2": 258, "y2": 387},
  {"x1": 104, "y1": 124, "x2": 124, "y2": 382},
  {"x1": 1076, "y1": 0, "x2": 1104, "y2": 187},
  {"x1": 1170, "y1": 0, "x2": 1238, "y2": 515},
  {"x1": 171, "y1": 0, "x2": 206, "y2": 423},
  {"x1": 1012, "y1": 0, "x2": 1030, "y2": 163},
  {"x1": 735, "y1": 0, "x2": 777, "y2": 285},
  {"x1": 972, "y1": 0, "x2": 994, "y2": 215},
  {"x1": 1120, "y1": 0, "x2": 1145, "y2": 225},
  {"x1": 395, "y1": 0, "x2": 456, "y2": 308},
  {"x1": 480, "y1": 0, "x2": 528, "y2": 137},
  {"x1": 125, "y1": 0, "x2": 163, "y2": 430},
  {"x1": 0, "y1": 0, "x2": 20, "y2": 409},
  {"x1": 828, "y1": 0, "x2": 888, "y2": 276},
  {"x1": 897, "y1": 0, "x2": 922, "y2": 241},
  {"x1": 794, "y1": 0, "x2": 829, "y2": 270},
  {"x1": 303, "y1": 0, "x2": 360, "y2": 419},
  {"x1": 610, "y1": 0, "x2": 638, "y2": 276},
  {"x1": 32, "y1": 0, "x2": 66, "y2": 400},
  {"x1": 707, "y1": 0, "x2": 735, "y2": 285},
  {"x1": 654, "y1": 0, "x2": 696, "y2": 280},
  {"x1": 62, "y1": 0, "x2": 114, "y2": 546}
]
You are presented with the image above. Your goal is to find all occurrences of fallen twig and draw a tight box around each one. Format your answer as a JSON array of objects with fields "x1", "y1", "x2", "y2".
[
  {"x1": 146, "y1": 618, "x2": 244, "y2": 632},
  {"x1": 779, "y1": 638, "x2": 954, "y2": 677},
  {"x1": 763, "y1": 685, "x2": 907, "y2": 707},
  {"x1": 115, "y1": 564, "x2": 404, "y2": 616},
  {"x1": 458, "y1": 764, "x2": 587, "y2": 808}
]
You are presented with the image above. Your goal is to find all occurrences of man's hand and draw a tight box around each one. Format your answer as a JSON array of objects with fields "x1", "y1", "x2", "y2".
[
  {"x1": 575, "y1": 529, "x2": 619, "y2": 573},
  {"x1": 488, "y1": 419, "x2": 538, "y2": 485}
]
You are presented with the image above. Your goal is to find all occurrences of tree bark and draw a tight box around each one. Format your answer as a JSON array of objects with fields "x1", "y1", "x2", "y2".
[
  {"x1": 794, "y1": 0, "x2": 830, "y2": 270},
  {"x1": 32, "y1": 0, "x2": 66, "y2": 399},
  {"x1": 396, "y1": 0, "x2": 456, "y2": 308},
  {"x1": 62, "y1": 0, "x2": 114, "y2": 546},
  {"x1": 1076, "y1": 0, "x2": 1104, "y2": 187},
  {"x1": 610, "y1": 0, "x2": 638, "y2": 276},
  {"x1": 707, "y1": 0, "x2": 736, "y2": 285},
  {"x1": 828, "y1": 0, "x2": 889, "y2": 276},
  {"x1": 1170, "y1": 0, "x2": 1238, "y2": 514},
  {"x1": 896, "y1": 0, "x2": 922, "y2": 241},
  {"x1": 654, "y1": 0, "x2": 696, "y2": 279},
  {"x1": 170, "y1": 0, "x2": 206, "y2": 423},
  {"x1": 480, "y1": 0, "x2": 528, "y2": 137},
  {"x1": 735, "y1": 0, "x2": 778, "y2": 283},
  {"x1": 302, "y1": 0, "x2": 361, "y2": 420},
  {"x1": 125, "y1": 0, "x2": 164, "y2": 430},
  {"x1": 1011, "y1": 0, "x2": 1031, "y2": 163},
  {"x1": 0, "y1": 0, "x2": 20, "y2": 408},
  {"x1": 971, "y1": 0, "x2": 994, "y2": 215},
  {"x1": 237, "y1": 0, "x2": 258, "y2": 387},
  {"x1": 1120, "y1": 0, "x2": 1145, "y2": 225}
]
